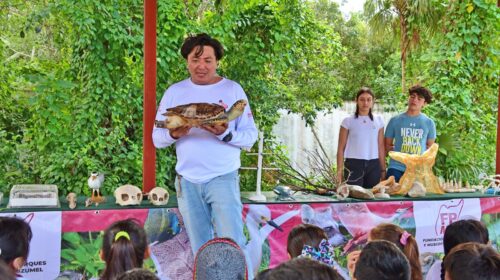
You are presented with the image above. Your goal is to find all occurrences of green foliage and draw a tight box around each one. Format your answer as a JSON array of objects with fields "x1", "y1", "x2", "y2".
[
  {"x1": 422, "y1": 0, "x2": 499, "y2": 182},
  {"x1": 61, "y1": 232, "x2": 105, "y2": 278}
]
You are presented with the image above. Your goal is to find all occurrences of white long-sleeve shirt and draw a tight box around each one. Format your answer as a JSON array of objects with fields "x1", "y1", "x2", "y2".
[{"x1": 152, "y1": 78, "x2": 258, "y2": 183}]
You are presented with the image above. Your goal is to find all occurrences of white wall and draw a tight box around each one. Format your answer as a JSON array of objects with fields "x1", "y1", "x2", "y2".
[{"x1": 271, "y1": 101, "x2": 396, "y2": 172}]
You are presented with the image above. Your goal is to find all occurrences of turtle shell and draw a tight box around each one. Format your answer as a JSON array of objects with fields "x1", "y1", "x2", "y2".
[{"x1": 165, "y1": 102, "x2": 225, "y2": 120}]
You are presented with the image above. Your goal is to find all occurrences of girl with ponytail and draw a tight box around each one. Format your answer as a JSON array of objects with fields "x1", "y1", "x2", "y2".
[
  {"x1": 369, "y1": 223, "x2": 422, "y2": 280},
  {"x1": 100, "y1": 219, "x2": 150, "y2": 280},
  {"x1": 337, "y1": 87, "x2": 386, "y2": 188}
]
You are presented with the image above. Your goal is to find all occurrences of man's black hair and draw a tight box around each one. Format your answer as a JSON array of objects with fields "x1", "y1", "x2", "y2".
[{"x1": 181, "y1": 33, "x2": 224, "y2": 60}]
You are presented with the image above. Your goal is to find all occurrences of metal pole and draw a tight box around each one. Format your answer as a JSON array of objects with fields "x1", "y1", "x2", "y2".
[{"x1": 249, "y1": 131, "x2": 267, "y2": 201}]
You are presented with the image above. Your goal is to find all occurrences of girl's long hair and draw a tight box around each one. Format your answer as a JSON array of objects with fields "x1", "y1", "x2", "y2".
[
  {"x1": 100, "y1": 219, "x2": 148, "y2": 280},
  {"x1": 370, "y1": 223, "x2": 422, "y2": 280},
  {"x1": 355, "y1": 87, "x2": 374, "y2": 121}
]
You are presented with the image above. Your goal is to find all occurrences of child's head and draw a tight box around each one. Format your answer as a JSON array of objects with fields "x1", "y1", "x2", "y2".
[
  {"x1": 255, "y1": 258, "x2": 342, "y2": 280},
  {"x1": 194, "y1": 237, "x2": 247, "y2": 280},
  {"x1": 440, "y1": 219, "x2": 489, "y2": 280},
  {"x1": 100, "y1": 219, "x2": 149, "y2": 280},
  {"x1": 354, "y1": 240, "x2": 410, "y2": 280},
  {"x1": 443, "y1": 219, "x2": 489, "y2": 255},
  {"x1": 369, "y1": 223, "x2": 422, "y2": 280},
  {"x1": 0, "y1": 216, "x2": 32, "y2": 274},
  {"x1": 443, "y1": 242, "x2": 500, "y2": 280},
  {"x1": 287, "y1": 224, "x2": 327, "y2": 258}
]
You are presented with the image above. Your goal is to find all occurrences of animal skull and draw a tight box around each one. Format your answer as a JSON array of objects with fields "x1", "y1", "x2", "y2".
[
  {"x1": 148, "y1": 187, "x2": 169, "y2": 206},
  {"x1": 114, "y1": 184, "x2": 143, "y2": 206},
  {"x1": 66, "y1": 192, "x2": 77, "y2": 209}
]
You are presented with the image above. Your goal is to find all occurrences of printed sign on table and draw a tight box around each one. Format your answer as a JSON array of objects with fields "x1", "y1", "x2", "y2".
[
  {"x1": 413, "y1": 199, "x2": 481, "y2": 253},
  {"x1": 0, "y1": 211, "x2": 62, "y2": 280}
]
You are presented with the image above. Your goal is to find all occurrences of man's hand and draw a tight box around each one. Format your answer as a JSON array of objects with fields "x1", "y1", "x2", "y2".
[
  {"x1": 200, "y1": 123, "x2": 228, "y2": 135},
  {"x1": 169, "y1": 125, "x2": 191, "y2": 139}
]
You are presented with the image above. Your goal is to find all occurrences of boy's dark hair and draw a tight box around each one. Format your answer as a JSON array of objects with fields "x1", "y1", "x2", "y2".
[
  {"x1": 116, "y1": 268, "x2": 159, "y2": 280},
  {"x1": 440, "y1": 219, "x2": 490, "y2": 280},
  {"x1": 354, "y1": 240, "x2": 411, "y2": 280},
  {"x1": 443, "y1": 219, "x2": 489, "y2": 255},
  {"x1": 255, "y1": 258, "x2": 342, "y2": 280},
  {"x1": 409, "y1": 85, "x2": 432, "y2": 103},
  {"x1": 101, "y1": 219, "x2": 148, "y2": 280},
  {"x1": 194, "y1": 237, "x2": 247, "y2": 280},
  {"x1": 0, "y1": 216, "x2": 33, "y2": 264},
  {"x1": 181, "y1": 33, "x2": 224, "y2": 60},
  {"x1": 355, "y1": 87, "x2": 375, "y2": 121},
  {"x1": 287, "y1": 224, "x2": 327, "y2": 258},
  {"x1": 443, "y1": 242, "x2": 500, "y2": 280}
]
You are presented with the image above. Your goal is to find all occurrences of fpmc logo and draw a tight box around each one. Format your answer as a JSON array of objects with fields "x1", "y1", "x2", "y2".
[{"x1": 435, "y1": 199, "x2": 464, "y2": 235}]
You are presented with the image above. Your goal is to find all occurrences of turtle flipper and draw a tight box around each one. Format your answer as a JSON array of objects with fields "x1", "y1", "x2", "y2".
[{"x1": 226, "y1": 99, "x2": 247, "y2": 121}]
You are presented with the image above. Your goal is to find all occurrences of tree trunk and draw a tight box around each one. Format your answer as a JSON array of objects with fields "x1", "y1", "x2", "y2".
[
  {"x1": 399, "y1": 12, "x2": 407, "y2": 94},
  {"x1": 401, "y1": 55, "x2": 406, "y2": 94}
]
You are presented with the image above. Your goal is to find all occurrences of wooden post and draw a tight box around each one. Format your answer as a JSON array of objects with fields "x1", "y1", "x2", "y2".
[
  {"x1": 497, "y1": 0, "x2": 500, "y2": 174},
  {"x1": 496, "y1": 75, "x2": 500, "y2": 175},
  {"x1": 143, "y1": 0, "x2": 157, "y2": 192}
]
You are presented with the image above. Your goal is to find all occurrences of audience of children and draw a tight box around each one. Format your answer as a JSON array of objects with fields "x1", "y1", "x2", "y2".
[
  {"x1": 443, "y1": 242, "x2": 500, "y2": 280},
  {"x1": 255, "y1": 257, "x2": 342, "y2": 280},
  {"x1": 353, "y1": 240, "x2": 411, "y2": 280},
  {"x1": 4, "y1": 214, "x2": 498, "y2": 280},
  {"x1": 0, "y1": 216, "x2": 32, "y2": 280},
  {"x1": 99, "y1": 219, "x2": 150, "y2": 280},
  {"x1": 425, "y1": 219, "x2": 490, "y2": 280},
  {"x1": 193, "y1": 237, "x2": 247, "y2": 280}
]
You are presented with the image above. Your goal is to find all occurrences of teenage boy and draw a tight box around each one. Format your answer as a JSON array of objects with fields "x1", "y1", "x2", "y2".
[{"x1": 384, "y1": 85, "x2": 436, "y2": 182}]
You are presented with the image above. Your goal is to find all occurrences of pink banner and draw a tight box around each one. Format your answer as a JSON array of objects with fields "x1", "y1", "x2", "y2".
[{"x1": 50, "y1": 197, "x2": 500, "y2": 279}]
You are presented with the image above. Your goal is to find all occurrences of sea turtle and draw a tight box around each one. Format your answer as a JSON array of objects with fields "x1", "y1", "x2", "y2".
[{"x1": 155, "y1": 99, "x2": 247, "y2": 129}]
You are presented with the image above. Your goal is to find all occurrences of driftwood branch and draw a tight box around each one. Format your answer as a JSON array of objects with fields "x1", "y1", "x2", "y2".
[{"x1": 275, "y1": 146, "x2": 346, "y2": 195}]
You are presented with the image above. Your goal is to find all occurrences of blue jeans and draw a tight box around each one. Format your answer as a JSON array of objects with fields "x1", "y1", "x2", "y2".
[{"x1": 175, "y1": 169, "x2": 246, "y2": 255}]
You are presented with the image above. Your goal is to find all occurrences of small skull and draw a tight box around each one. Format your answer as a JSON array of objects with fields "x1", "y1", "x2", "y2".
[
  {"x1": 114, "y1": 184, "x2": 143, "y2": 206},
  {"x1": 148, "y1": 187, "x2": 169, "y2": 206},
  {"x1": 66, "y1": 192, "x2": 77, "y2": 209}
]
